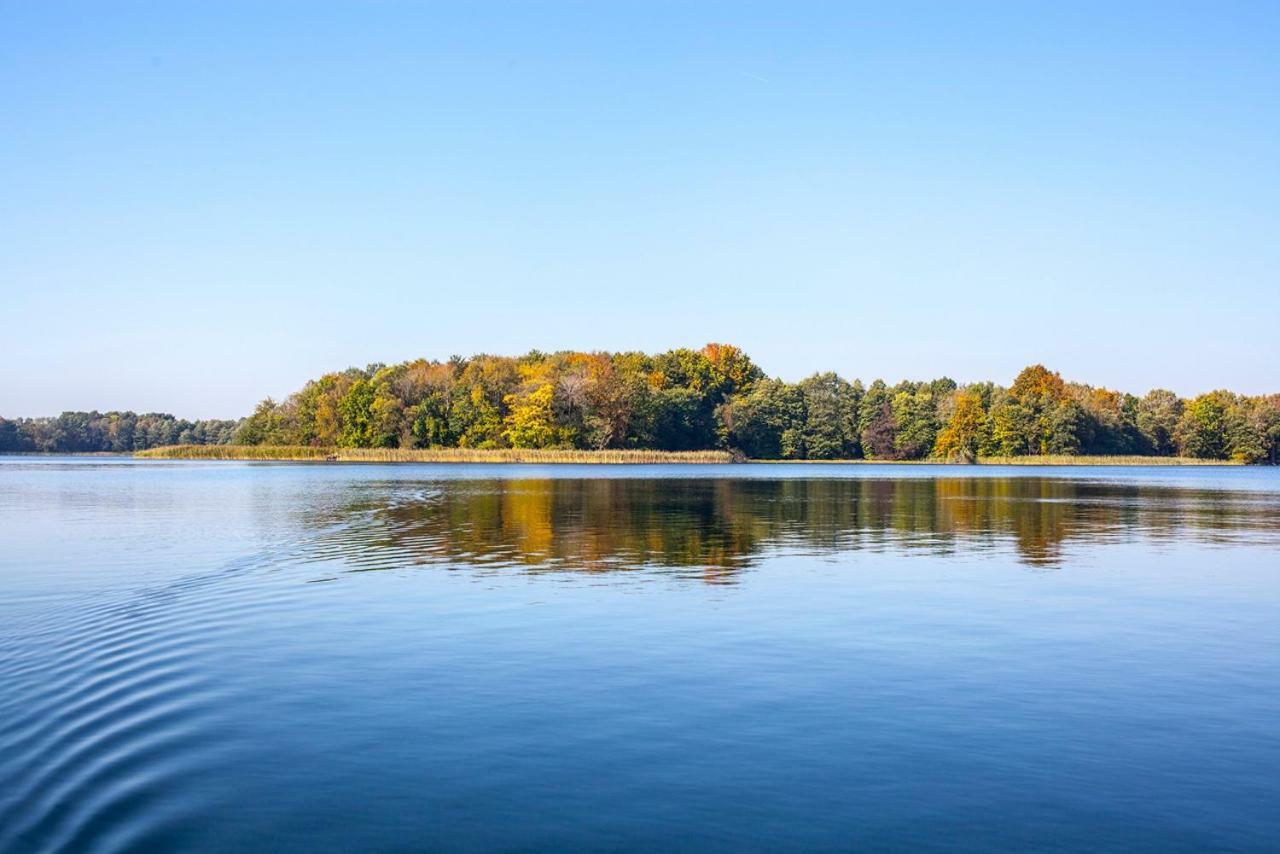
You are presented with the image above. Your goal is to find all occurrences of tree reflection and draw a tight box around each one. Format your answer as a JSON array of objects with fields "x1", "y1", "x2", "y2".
[{"x1": 303, "y1": 478, "x2": 1280, "y2": 581}]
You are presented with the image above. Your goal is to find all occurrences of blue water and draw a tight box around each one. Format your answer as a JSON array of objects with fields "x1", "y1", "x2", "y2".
[{"x1": 1, "y1": 458, "x2": 1278, "y2": 852}]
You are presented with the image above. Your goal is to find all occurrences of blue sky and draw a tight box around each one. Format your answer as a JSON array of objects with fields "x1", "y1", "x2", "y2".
[{"x1": 3, "y1": 2, "x2": 1277, "y2": 418}]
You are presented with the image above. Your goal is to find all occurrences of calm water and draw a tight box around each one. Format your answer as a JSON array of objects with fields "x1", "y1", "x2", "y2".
[{"x1": 2, "y1": 459, "x2": 1278, "y2": 852}]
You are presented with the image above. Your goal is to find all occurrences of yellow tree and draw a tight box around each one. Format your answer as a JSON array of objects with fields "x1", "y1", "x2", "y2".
[
  {"x1": 934, "y1": 390, "x2": 987, "y2": 462},
  {"x1": 1010, "y1": 364, "x2": 1066, "y2": 403},
  {"x1": 312, "y1": 379, "x2": 345, "y2": 446},
  {"x1": 1010, "y1": 364, "x2": 1069, "y2": 454},
  {"x1": 502, "y1": 383, "x2": 557, "y2": 448},
  {"x1": 701, "y1": 343, "x2": 762, "y2": 395}
]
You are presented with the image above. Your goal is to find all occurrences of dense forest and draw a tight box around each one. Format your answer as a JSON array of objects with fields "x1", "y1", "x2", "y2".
[
  {"x1": 3, "y1": 344, "x2": 1278, "y2": 462},
  {"x1": 0, "y1": 411, "x2": 238, "y2": 454}
]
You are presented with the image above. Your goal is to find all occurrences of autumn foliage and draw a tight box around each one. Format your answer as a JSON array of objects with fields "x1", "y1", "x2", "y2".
[{"x1": 4, "y1": 347, "x2": 1277, "y2": 463}]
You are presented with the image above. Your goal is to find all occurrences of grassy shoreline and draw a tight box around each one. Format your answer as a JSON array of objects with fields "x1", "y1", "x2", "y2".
[
  {"x1": 750, "y1": 455, "x2": 1243, "y2": 466},
  {"x1": 975, "y1": 455, "x2": 1243, "y2": 466},
  {"x1": 133, "y1": 445, "x2": 737, "y2": 464},
  {"x1": 129, "y1": 446, "x2": 1249, "y2": 466}
]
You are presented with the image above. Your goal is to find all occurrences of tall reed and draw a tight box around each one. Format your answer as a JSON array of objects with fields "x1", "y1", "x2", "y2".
[
  {"x1": 739, "y1": 455, "x2": 1238, "y2": 465},
  {"x1": 973, "y1": 455, "x2": 1242, "y2": 466},
  {"x1": 135, "y1": 445, "x2": 736, "y2": 464},
  {"x1": 135, "y1": 446, "x2": 1240, "y2": 466}
]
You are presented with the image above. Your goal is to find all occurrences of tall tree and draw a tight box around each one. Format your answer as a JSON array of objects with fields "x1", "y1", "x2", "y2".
[
  {"x1": 1137, "y1": 389, "x2": 1183, "y2": 456},
  {"x1": 934, "y1": 390, "x2": 988, "y2": 462},
  {"x1": 1175, "y1": 391, "x2": 1233, "y2": 459}
]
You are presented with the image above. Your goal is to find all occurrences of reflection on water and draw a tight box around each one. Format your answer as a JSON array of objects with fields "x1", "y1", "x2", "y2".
[
  {"x1": 302, "y1": 477, "x2": 1280, "y2": 578},
  {"x1": 3, "y1": 461, "x2": 1280, "y2": 852}
]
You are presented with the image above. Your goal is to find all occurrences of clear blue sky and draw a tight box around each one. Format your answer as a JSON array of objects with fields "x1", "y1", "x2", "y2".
[{"x1": 3, "y1": 2, "x2": 1277, "y2": 418}]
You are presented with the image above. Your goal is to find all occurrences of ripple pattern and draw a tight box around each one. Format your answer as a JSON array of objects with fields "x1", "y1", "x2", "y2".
[{"x1": 3, "y1": 465, "x2": 1280, "y2": 852}]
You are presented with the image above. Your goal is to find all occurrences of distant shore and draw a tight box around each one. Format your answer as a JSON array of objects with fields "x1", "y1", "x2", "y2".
[
  {"x1": 124, "y1": 446, "x2": 1249, "y2": 466},
  {"x1": 133, "y1": 445, "x2": 737, "y2": 464},
  {"x1": 753, "y1": 455, "x2": 1244, "y2": 466}
]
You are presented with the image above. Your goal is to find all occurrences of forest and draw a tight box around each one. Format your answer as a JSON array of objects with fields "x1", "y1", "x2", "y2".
[
  {"x1": 0, "y1": 411, "x2": 238, "y2": 454},
  {"x1": 3, "y1": 344, "x2": 1278, "y2": 462}
]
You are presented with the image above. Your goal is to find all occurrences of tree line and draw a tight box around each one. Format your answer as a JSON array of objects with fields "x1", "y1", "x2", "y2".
[
  {"x1": 3, "y1": 344, "x2": 1277, "y2": 462},
  {"x1": 236, "y1": 345, "x2": 1279, "y2": 463},
  {"x1": 0, "y1": 411, "x2": 239, "y2": 453}
]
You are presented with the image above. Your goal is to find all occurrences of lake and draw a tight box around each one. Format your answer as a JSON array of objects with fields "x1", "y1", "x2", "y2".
[{"x1": 1, "y1": 458, "x2": 1278, "y2": 852}]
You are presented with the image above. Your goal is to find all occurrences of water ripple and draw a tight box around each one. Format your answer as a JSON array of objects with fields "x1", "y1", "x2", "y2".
[{"x1": 2, "y1": 469, "x2": 1279, "y2": 851}]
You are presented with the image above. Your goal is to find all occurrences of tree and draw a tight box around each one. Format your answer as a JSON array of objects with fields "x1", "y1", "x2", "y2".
[
  {"x1": 647, "y1": 387, "x2": 714, "y2": 451},
  {"x1": 450, "y1": 356, "x2": 517, "y2": 448},
  {"x1": 797, "y1": 373, "x2": 859, "y2": 459},
  {"x1": 503, "y1": 383, "x2": 559, "y2": 448},
  {"x1": 408, "y1": 391, "x2": 453, "y2": 448},
  {"x1": 452, "y1": 384, "x2": 503, "y2": 448},
  {"x1": 1045, "y1": 400, "x2": 1086, "y2": 454},
  {"x1": 857, "y1": 381, "x2": 891, "y2": 442},
  {"x1": 338, "y1": 380, "x2": 376, "y2": 447},
  {"x1": 700, "y1": 343, "x2": 763, "y2": 398},
  {"x1": 891, "y1": 387, "x2": 939, "y2": 459},
  {"x1": 1255, "y1": 395, "x2": 1280, "y2": 465},
  {"x1": 717, "y1": 379, "x2": 805, "y2": 459},
  {"x1": 1175, "y1": 391, "x2": 1233, "y2": 459},
  {"x1": 1071, "y1": 386, "x2": 1140, "y2": 455},
  {"x1": 235, "y1": 399, "x2": 285, "y2": 445},
  {"x1": 861, "y1": 401, "x2": 898, "y2": 459},
  {"x1": 0, "y1": 417, "x2": 32, "y2": 452},
  {"x1": 1137, "y1": 389, "x2": 1183, "y2": 456},
  {"x1": 1011, "y1": 364, "x2": 1066, "y2": 403},
  {"x1": 7, "y1": 345, "x2": 1275, "y2": 463},
  {"x1": 1007, "y1": 365, "x2": 1082, "y2": 455},
  {"x1": 934, "y1": 390, "x2": 987, "y2": 462},
  {"x1": 1224, "y1": 395, "x2": 1280, "y2": 464},
  {"x1": 369, "y1": 380, "x2": 405, "y2": 448}
]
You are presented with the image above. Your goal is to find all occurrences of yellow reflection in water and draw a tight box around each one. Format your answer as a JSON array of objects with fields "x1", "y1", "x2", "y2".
[{"x1": 304, "y1": 478, "x2": 1280, "y2": 581}]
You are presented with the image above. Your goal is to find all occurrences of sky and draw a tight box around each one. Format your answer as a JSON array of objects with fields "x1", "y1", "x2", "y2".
[{"x1": 2, "y1": 1, "x2": 1277, "y2": 418}]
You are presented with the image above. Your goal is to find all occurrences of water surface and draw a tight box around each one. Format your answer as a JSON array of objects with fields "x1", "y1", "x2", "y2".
[{"x1": 2, "y1": 459, "x2": 1278, "y2": 851}]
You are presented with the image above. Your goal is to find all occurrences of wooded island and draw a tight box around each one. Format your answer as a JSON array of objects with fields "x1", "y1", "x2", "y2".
[{"x1": 3, "y1": 344, "x2": 1278, "y2": 463}]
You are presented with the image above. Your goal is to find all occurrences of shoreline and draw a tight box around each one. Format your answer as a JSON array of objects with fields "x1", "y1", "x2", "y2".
[
  {"x1": 114, "y1": 446, "x2": 1254, "y2": 466},
  {"x1": 132, "y1": 446, "x2": 737, "y2": 464}
]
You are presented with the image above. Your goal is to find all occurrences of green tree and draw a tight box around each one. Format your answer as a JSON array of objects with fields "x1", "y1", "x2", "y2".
[
  {"x1": 369, "y1": 380, "x2": 405, "y2": 448},
  {"x1": 857, "y1": 380, "x2": 890, "y2": 438},
  {"x1": 1253, "y1": 395, "x2": 1280, "y2": 465},
  {"x1": 717, "y1": 379, "x2": 805, "y2": 459},
  {"x1": 235, "y1": 398, "x2": 286, "y2": 445},
  {"x1": 1045, "y1": 400, "x2": 1086, "y2": 454},
  {"x1": 1007, "y1": 365, "x2": 1080, "y2": 455},
  {"x1": 408, "y1": 392, "x2": 453, "y2": 448},
  {"x1": 647, "y1": 387, "x2": 713, "y2": 451},
  {"x1": 1175, "y1": 391, "x2": 1233, "y2": 459},
  {"x1": 338, "y1": 380, "x2": 376, "y2": 447},
  {"x1": 891, "y1": 387, "x2": 939, "y2": 459},
  {"x1": 797, "y1": 373, "x2": 859, "y2": 459},
  {"x1": 1136, "y1": 389, "x2": 1183, "y2": 456},
  {"x1": 986, "y1": 397, "x2": 1033, "y2": 456}
]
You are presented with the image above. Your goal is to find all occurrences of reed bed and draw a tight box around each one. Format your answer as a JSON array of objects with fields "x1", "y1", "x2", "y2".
[
  {"x1": 136, "y1": 445, "x2": 334, "y2": 460},
  {"x1": 745, "y1": 455, "x2": 1239, "y2": 465},
  {"x1": 136, "y1": 446, "x2": 1239, "y2": 466},
  {"x1": 338, "y1": 448, "x2": 735, "y2": 464},
  {"x1": 136, "y1": 445, "x2": 736, "y2": 464},
  {"x1": 973, "y1": 455, "x2": 1242, "y2": 466}
]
